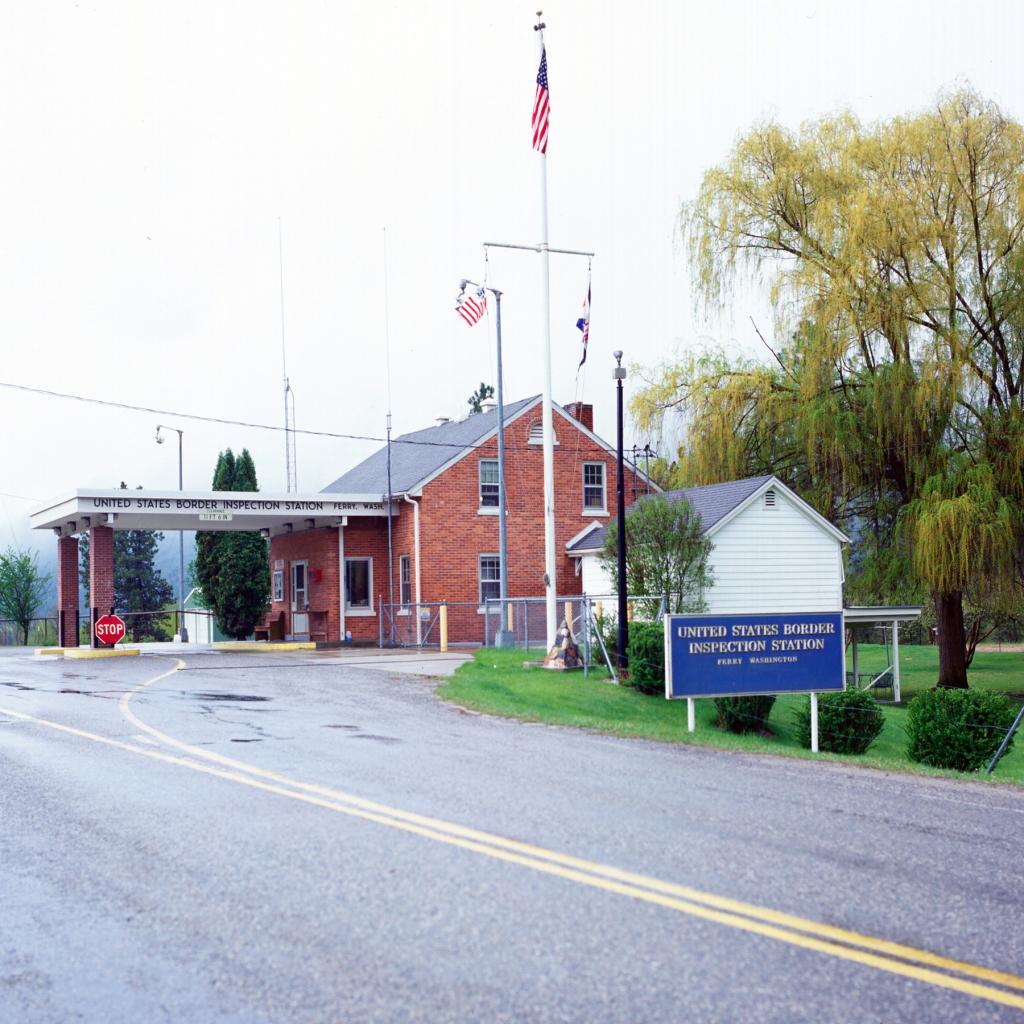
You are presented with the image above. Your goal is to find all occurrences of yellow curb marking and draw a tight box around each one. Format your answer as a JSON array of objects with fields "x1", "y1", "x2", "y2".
[
  {"x1": 212, "y1": 642, "x2": 316, "y2": 652},
  {"x1": 64, "y1": 648, "x2": 140, "y2": 660}
]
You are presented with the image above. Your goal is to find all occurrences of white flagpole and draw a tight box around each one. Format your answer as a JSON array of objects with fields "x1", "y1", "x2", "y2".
[{"x1": 535, "y1": 13, "x2": 557, "y2": 649}]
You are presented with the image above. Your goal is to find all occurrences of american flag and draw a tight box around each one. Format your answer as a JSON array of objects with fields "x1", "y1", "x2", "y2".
[
  {"x1": 531, "y1": 46, "x2": 549, "y2": 154},
  {"x1": 456, "y1": 287, "x2": 487, "y2": 327},
  {"x1": 576, "y1": 279, "x2": 590, "y2": 368}
]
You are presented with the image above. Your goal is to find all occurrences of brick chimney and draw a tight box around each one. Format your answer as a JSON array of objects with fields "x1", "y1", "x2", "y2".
[{"x1": 563, "y1": 402, "x2": 593, "y2": 432}]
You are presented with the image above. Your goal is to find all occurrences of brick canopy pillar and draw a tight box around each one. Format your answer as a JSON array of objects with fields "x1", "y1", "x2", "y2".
[
  {"x1": 56, "y1": 536, "x2": 80, "y2": 647},
  {"x1": 89, "y1": 525, "x2": 115, "y2": 648}
]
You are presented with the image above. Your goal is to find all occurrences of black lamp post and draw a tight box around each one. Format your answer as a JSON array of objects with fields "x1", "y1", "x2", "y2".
[{"x1": 614, "y1": 350, "x2": 628, "y2": 670}]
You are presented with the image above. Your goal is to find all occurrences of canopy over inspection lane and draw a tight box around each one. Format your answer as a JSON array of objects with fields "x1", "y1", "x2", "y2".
[{"x1": 31, "y1": 489, "x2": 400, "y2": 539}]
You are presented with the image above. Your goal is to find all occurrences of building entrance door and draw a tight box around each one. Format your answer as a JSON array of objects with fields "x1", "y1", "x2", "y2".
[{"x1": 290, "y1": 561, "x2": 309, "y2": 636}]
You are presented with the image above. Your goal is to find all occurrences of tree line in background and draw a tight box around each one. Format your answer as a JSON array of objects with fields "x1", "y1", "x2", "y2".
[{"x1": 632, "y1": 88, "x2": 1024, "y2": 689}]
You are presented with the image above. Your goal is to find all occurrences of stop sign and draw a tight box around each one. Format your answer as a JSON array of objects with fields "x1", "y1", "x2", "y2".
[{"x1": 95, "y1": 614, "x2": 126, "y2": 645}]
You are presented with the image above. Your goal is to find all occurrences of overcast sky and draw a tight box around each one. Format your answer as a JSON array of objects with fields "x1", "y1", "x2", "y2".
[{"x1": 2, "y1": 0, "x2": 1022, "y2": 551}]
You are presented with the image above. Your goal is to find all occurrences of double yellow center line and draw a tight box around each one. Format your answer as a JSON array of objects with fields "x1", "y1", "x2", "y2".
[{"x1": 1, "y1": 657, "x2": 1021, "y2": 1011}]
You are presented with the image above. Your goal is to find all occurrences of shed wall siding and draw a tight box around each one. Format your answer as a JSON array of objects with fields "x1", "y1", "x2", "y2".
[
  {"x1": 704, "y1": 490, "x2": 842, "y2": 613},
  {"x1": 581, "y1": 554, "x2": 613, "y2": 597}
]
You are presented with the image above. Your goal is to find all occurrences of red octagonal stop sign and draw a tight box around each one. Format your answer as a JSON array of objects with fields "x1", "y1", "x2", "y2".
[{"x1": 95, "y1": 614, "x2": 126, "y2": 645}]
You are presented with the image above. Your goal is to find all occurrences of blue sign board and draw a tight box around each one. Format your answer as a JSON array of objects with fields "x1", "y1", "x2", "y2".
[{"x1": 664, "y1": 611, "x2": 845, "y2": 699}]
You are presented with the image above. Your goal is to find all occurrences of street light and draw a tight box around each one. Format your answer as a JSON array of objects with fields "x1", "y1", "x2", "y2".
[
  {"x1": 458, "y1": 277, "x2": 513, "y2": 647},
  {"x1": 155, "y1": 424, "x2": 188, "y2": 643},
  {"x1": 613, "y1": 351, "x2": 628, "y2": 670}
]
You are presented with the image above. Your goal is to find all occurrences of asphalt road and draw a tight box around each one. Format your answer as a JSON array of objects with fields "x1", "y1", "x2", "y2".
[{"x1": 1, "y1": 648, "x2": 1023, "y2": 1023}]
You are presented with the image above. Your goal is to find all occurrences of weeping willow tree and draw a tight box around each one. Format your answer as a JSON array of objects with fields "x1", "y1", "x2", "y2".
[{"x1": 634, "y1": 89, "x2": 1024, "y2": 688}]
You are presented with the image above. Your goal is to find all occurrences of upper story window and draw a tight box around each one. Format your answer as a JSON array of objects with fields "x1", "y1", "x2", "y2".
[
  {"x1": 583, "y1": 462, "x2": 607, "y2": 513},
  {"x1": 479, "y1": 459, "x2": 499, "y2": 507}
]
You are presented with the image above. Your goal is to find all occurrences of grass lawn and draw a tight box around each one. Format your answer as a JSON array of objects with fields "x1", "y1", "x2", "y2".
[{"x1": 437, "y1": 645, "x2": 1024, "y2": 784}]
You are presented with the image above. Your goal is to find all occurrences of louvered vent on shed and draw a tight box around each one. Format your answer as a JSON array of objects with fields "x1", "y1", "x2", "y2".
[{"x1": 764, "y1": 488, "x2": 777, "y2": 508}]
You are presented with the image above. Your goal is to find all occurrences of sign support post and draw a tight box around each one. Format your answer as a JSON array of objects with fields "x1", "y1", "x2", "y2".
[
  {"x1": 687, "y1": 698, "x2": 695, "y2": 733},
  {"x1": 810, "y1": 691, "x2": 819, "y2": 753}
]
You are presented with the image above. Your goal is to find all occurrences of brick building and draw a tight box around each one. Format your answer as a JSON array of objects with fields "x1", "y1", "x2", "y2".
[{"x1": 267, "y1": 396, "x2": 648, "y2": 644}]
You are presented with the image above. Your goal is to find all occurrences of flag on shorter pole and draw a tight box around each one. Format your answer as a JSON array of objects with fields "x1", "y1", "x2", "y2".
[
  {"x1": 576, "y1": 277, "x2": 590, "y2": 369},
  {"x1": 456, "y1": 287, "x2": 487, "y2": 327},
  {"x1": 532, "y1": 46, "x2": 549, "y2": 154}
]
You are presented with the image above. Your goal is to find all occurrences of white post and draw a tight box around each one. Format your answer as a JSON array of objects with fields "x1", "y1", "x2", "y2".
[
  {"x1": 892, "y1": 619, "x2": 900, "y2": 703},
  {"x1": 687, "y1": 697, "x2": 695, "y2": 733},
  {"x1": 810, "y1": 691, "x2": 819, "y2": 753},
  {"x1": 536, "y1": 24, "x2": 557, "y2": 650},
  {"x1": 337, "y1": 522, "x2": 346, "y2": 641}
]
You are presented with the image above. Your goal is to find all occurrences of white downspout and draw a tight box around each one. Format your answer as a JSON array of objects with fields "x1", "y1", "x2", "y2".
[
  {"x1": 338, "y1": 518, "x2": 347, "y2": 642},
  {"x1": 403, "y1": 495, "x2": 421, "y2": 644}
]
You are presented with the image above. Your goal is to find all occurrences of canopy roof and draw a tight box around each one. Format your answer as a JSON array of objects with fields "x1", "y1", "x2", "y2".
[{"x1": 31, "y1": 489, "x2": 399, "y2": 538}]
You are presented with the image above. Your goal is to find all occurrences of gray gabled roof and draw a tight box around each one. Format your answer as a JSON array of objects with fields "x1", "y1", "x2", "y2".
[
  {"x1": 566, "y1": 475, "x2": 775, "y2": 553},
  {"x1": 322, "y1": 396, "x2": 539, "y2": 496}
]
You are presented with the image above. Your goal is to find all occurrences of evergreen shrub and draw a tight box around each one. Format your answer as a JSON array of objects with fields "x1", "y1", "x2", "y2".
[
  {"x1": 626, "y1": 621, "x2": 665, "y2": 695},
  {"x1": 794, "y1": 688, "x2": 885, "y2": 754},
  {"x1": 906, "y1": 689, "x2": 1017, "y2": 772},
  {"x1": 714, "y1": 695, "x2": 776, "y2": 734}
]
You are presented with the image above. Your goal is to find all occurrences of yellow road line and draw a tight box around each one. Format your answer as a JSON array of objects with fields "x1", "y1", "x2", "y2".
[
  {"x1": 2, "y1": 659, "x2": 1022, "y2": 1011},
  {"x1": 121, "y1": 661, "x2": 1024, "y2": 999}
]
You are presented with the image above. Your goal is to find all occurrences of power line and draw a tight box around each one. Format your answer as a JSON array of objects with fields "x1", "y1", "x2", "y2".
[{"x1": 0, "y1": 379, "x2": 646, "y2": 466}]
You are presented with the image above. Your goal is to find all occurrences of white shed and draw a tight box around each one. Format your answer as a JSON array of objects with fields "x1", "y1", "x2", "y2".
[{"x1": 566, "y1": 475, "x2": 849, "y2": 613}]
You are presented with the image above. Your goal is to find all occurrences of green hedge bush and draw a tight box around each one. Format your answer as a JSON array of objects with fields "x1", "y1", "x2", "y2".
[
  {"x1": 714, "y1": 695, "x2": 776, "y2": 734},
  {"x1": 906, "y1": 689, "x2": 1017, "y2": 772},
  {"x1": 793, "y1": 688, "x2": 885, "y2": 754},
  {"x1": 626, "y1": 621, "x2": 664, "y2": 695}
]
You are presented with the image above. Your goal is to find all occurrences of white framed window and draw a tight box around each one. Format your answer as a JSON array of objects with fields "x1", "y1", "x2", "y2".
[
  {"x1": 272, "y1": 569, "x2": 284, "y2": 603},
  {"x1": 399, "y1": 555, "x2": 412, "y2": 608},
  {"x1": 479, "y1": 554, "x2": 501, "y2": 604},
  {"x1": 479, "y1": 459, "x2": 499, "y2": 507},
  {"x1": 583, "y1": 462, "x2": 607, "y2": 513},
  {"x1": 345, "y1": 557, "x2": 373, "y2": 613}
]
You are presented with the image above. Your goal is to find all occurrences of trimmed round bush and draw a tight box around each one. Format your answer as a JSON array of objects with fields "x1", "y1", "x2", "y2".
[
  {"x1": 626, "y1": 621, "x2": 665, "y2": 695},
  {"x1": 793, "y1": 688, "x2": 885, "y2": 754},
  {"x1": 714, "y1": 695, "x2": 776, "y2": 734},
  {"x1": 906, "y1": 688, "x2": 1017, "y2": 772}
]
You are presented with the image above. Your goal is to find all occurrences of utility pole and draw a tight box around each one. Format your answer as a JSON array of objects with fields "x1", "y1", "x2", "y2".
[{"x1": 614, "y1": 351, "x2": 628, "y2": 670}]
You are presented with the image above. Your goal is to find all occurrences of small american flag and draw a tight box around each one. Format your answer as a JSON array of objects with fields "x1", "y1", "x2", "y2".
[
  {"x1": 456, "y1": 287, "x2": 487, "y2": 327},
  {"x1": 532, "y1": 46, "x2": 549, "y2": 154},
  {"x1": 576, "y1": 280, "x2": 590, "y2": 368}
]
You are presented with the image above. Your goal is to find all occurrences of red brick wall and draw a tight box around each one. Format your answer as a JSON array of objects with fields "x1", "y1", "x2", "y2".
[
  {"x1": 416, "y1": 407, "x2": 644, "y2": 606},
  {"x1": 89, "y1": 526, "x2": 115, "y2": 646},
  {"x1": 264, "y1": 406, "x2": 644, "y2": 644},
  {"x1": 56, "y1": 536, "x2": 79, "y2": 647},
  {"x1": 268, "y1": 518, "x2": 399, "y2": 643},
  {"x1": 270, "y1": 529, "x2": 340, "y2": 641}
]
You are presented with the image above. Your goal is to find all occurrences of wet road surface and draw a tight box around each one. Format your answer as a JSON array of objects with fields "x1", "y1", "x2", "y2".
[{"x1": 1, "y1": 649, "x2": 1023, "y2": 1023}]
